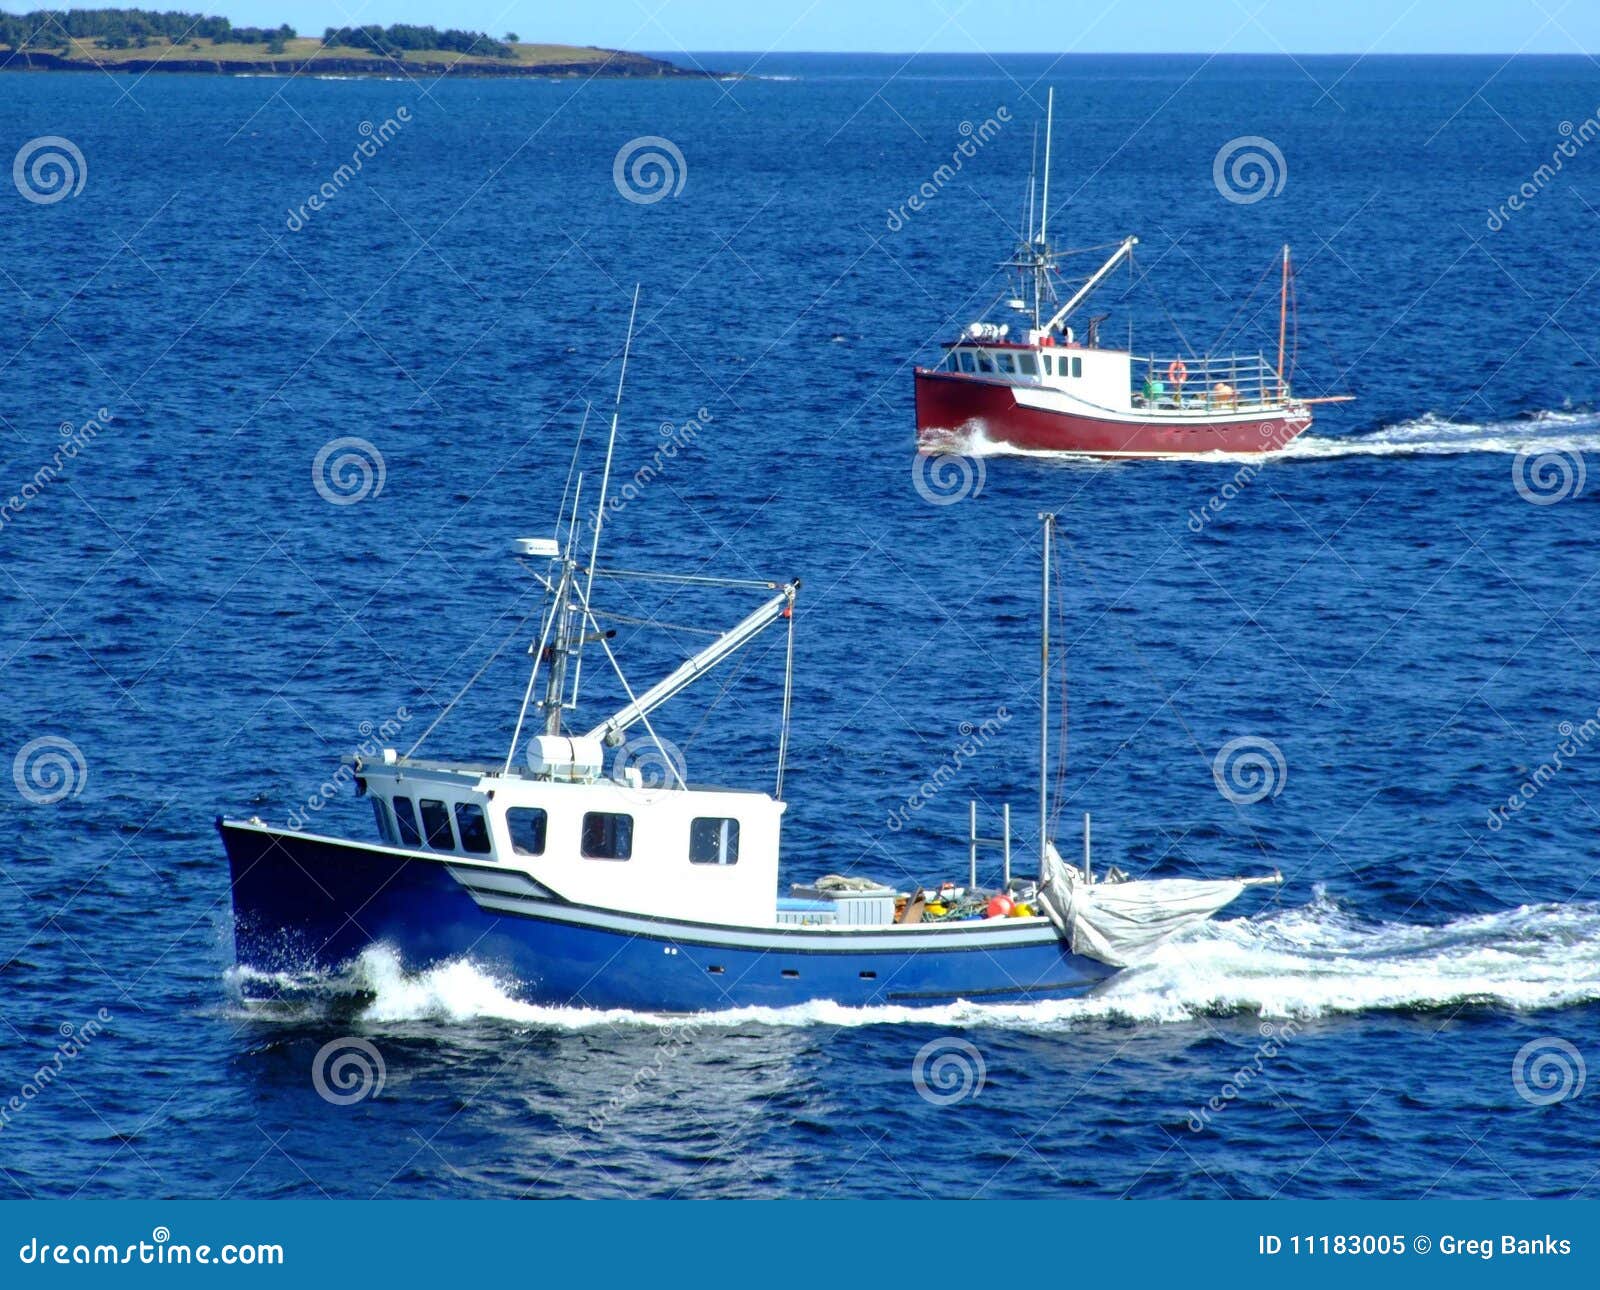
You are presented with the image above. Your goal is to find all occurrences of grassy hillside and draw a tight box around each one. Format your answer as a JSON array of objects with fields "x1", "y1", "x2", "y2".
[{"x1": 0, "y1": 34, "x2": 695, "y2": 75}]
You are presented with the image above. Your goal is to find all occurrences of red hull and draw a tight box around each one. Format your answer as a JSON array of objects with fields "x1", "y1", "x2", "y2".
[{"x1": 914, "y1": 370, "x2": 1311, "y2": 457}]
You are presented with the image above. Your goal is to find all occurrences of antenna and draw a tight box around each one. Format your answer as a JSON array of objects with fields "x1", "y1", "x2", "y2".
[
  {"x1": 1025, "y1": 125, "x2": 1038, "y2": 243},
  {"x1": 570, "y1": 284, "x2": 641, "y2": 706},
  {"x1": 1039, "y1": 87, "x2": 1054, "y2": 246}
]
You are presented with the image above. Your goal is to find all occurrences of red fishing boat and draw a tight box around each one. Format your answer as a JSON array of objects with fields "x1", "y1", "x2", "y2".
[{"x1": 914, "y1": 93, "x2": 1349, "y2": 458}]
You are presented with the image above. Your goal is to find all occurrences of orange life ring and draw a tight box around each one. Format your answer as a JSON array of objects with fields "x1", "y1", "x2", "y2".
[{"x1": 1167, "y1": 360, "x2": 1189, "y2": 385}]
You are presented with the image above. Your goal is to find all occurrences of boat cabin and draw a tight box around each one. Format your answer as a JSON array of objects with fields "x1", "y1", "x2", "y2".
[{"x1": 354, "y1": 746, "x2": 784, "y2": 928}]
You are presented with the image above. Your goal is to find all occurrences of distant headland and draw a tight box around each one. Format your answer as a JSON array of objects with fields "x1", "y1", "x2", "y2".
[{"x1": 0, "y1": 9, "x2": 721, "y2": 77}]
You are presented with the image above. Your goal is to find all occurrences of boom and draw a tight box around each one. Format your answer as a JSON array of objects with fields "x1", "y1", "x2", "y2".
[
  {"x1": 1041, "y1": 236, "x2": 1137, "y2": 336},
  {"x1": 585, "y1": 581, "x2": 799, "y2": 746}
]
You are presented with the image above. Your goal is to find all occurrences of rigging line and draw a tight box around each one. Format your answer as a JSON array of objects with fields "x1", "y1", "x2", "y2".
[
  {"x1": 587, "y1": 607, "x2": 721, "y2": 637},
  {"x1": 1121, "y1": 250, "x2": 1199, "y2": 361},
  {"x1": 588, "y1": 568, "x2": 780, "y2": 591},
  {"x1": 1056, "y1": 533, "x2": 1277, "y2": 870},
  {"x1": 553, "y1": 404, "x2": 592, "y2": 551},
  {"x1": 407, "y1": 600, "x2": 545, "y2": 758},
  {"x1": 776, "y1": 603, "x2": 796, "y2": 800},
  {"x1": 572, "y1": 587, "x2": 686, "y2": 790},
  {"x1": 678, "y1": 627, "x2": 766, "y2": 756},
  {"x1": 1209, "y1": 255, "x2": 1278, "y2": 355},
  {"x1": 503, "y1": 559, "x2": 568, "y2": 773}
]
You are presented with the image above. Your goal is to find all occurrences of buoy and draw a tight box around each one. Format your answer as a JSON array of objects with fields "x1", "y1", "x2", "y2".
[
  {"x1": 1009, "y1": 902, "x2": 1034, "y2": 917},
  {"x1": 985, "y1": 895, "x2": 1014, "y2": 919}
]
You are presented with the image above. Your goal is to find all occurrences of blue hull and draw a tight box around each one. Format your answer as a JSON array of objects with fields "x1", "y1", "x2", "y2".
[{"x1": 218, "y1": 820, "x2": 1119, "y2": 1011}]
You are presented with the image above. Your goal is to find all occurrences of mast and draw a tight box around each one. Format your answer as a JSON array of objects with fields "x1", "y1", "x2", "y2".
[
  {"x1": 540, "y1": 478, "x2": 585, "y2": 735},
  {"x1": 1276, "y1": 244, "x2": 1289, "y2": 401},
  {"x1": 570, "y1": 285, "x2": 640, "y2": 709},
  {"x1": 1039, "y1": 512, "x2": 1054, "y2": 870},
  {"x1": 1039, "y1": 87, "x2": 1053, "y2": 249}
]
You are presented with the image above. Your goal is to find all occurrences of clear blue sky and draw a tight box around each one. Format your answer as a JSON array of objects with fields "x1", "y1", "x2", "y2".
[{"x1": 196, "y1": 0, "x2": 1598, "y2": 53}]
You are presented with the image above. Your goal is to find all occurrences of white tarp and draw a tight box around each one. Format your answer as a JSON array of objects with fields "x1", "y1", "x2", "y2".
[{"x1": 1037, "y1": 842, "x2": 1247, "y2": 967}]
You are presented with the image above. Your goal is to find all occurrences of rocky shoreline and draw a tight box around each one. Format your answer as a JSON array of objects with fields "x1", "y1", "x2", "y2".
[{"x1": 2, "y1": 48, "x2": 725, "y2": 78}]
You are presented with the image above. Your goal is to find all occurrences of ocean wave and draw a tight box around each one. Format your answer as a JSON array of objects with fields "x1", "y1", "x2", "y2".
[{"x1": 225, "y1": 893, "x2": 1600, "y2": 1032}]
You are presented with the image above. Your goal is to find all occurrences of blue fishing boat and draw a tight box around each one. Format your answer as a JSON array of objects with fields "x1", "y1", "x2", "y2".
[{"x1": 219, "y1": 303, "x2": 1278, "y2": 1012}]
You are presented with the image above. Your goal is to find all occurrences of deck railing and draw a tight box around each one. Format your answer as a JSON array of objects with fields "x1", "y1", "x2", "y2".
[{"x1": 1131, "y1": 353, "x2": 1285, "y2": 410}]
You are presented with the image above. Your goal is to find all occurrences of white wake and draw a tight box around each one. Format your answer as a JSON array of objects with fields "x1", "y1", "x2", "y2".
[
  {"x1": 942, "y1": 409, "x2": 1600, "y2": 464},
  {"x1": 225, "y1": 893, "x2": 1600, "y2": 1032}
]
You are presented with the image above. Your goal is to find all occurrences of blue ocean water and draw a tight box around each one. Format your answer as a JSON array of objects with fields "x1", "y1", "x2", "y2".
[{"x1": 2, "y1": 52, "x2": 1598, "y2": 1199}]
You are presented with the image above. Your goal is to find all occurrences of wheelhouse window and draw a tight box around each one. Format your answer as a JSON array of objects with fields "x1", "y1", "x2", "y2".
[
  {"x1": 976, "y1": 353, "x2": 994, "y2": 373},
  {"x1": 370, "y1": 797, "x2": 395, "y2": 845},
  {"x1": 1042, "y1": 354, "x2": 1054, "y2": 374},
  {"x1": 454, "y1": 802, "x2": 491, "y2": 854},
  {"x1": 419, "y1": 799, "x2": 456, "y2": 852},
  {"x1": 1017, "y1": 353, "x2": 1038, "y2": 376},
  {"x1": 1071, "y1": 356, "x2": 1083, "y2": 377},
  {"x1": 689, "y1": 817, "x2": 740, "y2": 866},
  {"x1": 997, "y1": 353, "x2": 1015, "y2": 374},
  {"x1": 957, "y1": 350, "x2": 976, "y2": 373},
  {"x1": 582, "y1": 811, "x2": 633, "y2": 861},
  {"x1": 507, "y1": 807, "x2": 548, "y2": 857},
  {"x1": 392, "y1": 796, "x2": 421, "y2": 847}
]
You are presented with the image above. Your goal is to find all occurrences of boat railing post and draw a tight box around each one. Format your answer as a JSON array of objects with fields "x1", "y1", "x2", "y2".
[
  {"x1": 1002, "y1": 802, "x2": 1011, "y2": 887},
  {"x1": 969, "y1": 800, "x2": 978, "y2": 889}
]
